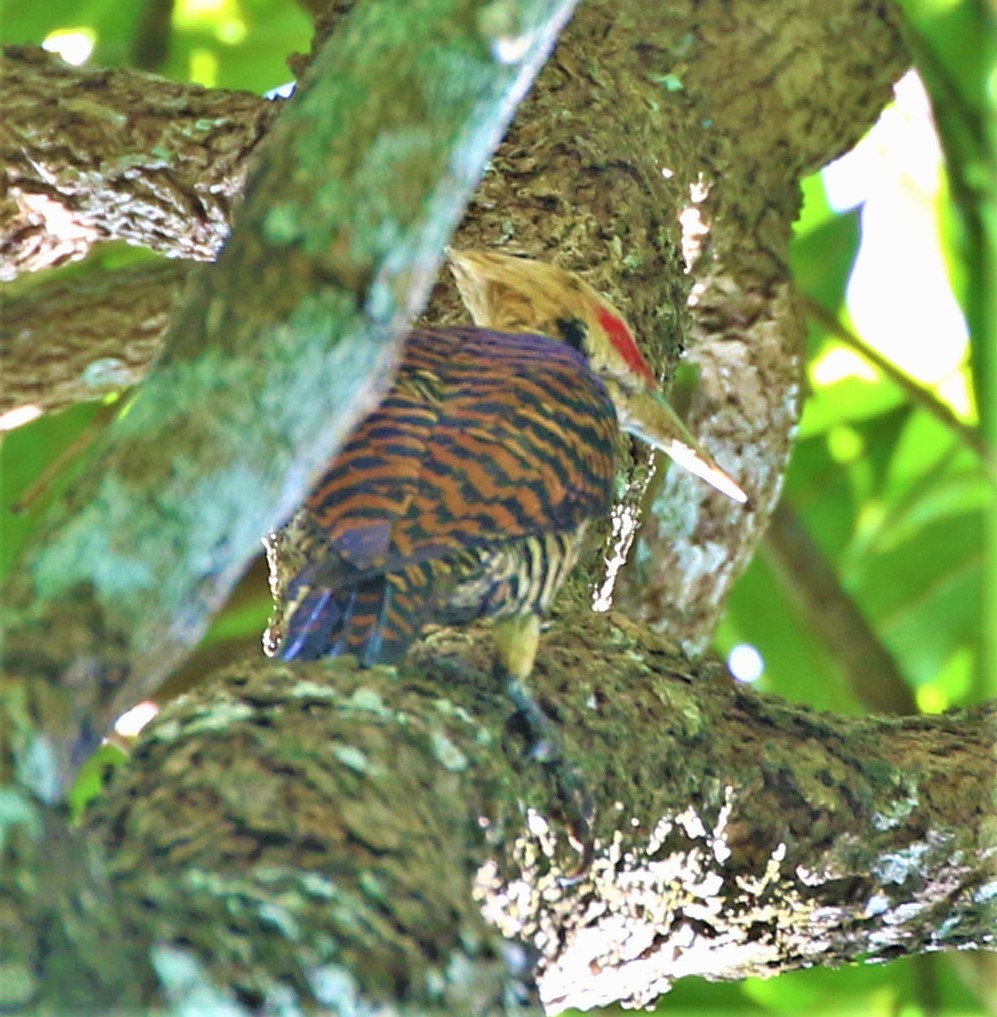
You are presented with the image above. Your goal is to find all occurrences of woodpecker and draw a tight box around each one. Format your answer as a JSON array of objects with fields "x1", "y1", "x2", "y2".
[
  {"x1": 265, "y1": 251, "x2": 744, "y2": 869},
  {"x1": 265, "y1": 249, "x2": 745, "y2": 682}
]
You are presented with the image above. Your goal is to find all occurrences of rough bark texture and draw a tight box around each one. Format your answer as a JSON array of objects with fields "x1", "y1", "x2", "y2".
[
  {"x1": 82, "y1": 615, "x2": 995, "y2": 1014},
  {"x1": 612, "y1": 0, "x2": 908, "y2": 647},
  {"x1": 1, "y1": 2, "x2": 909, "y2": 650},
  {"x1": 0, "y1": 259, "x2": 188, "y2": 420},
  {"x1": 0, "y1": 44, "x2": 274, "y2": 278}
]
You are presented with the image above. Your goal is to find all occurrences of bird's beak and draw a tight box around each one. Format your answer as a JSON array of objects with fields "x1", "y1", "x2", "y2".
[{"x1": 610, "y1": 385, "x2": 749, "y2": 504}]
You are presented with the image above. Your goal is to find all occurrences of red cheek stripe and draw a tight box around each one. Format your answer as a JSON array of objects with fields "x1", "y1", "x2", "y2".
[{"x1": 596, "y1": 307, "x2": 655, "y2": 385}]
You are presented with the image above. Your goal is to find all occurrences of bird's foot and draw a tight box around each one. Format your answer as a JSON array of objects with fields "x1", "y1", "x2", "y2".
[{"x1": 503, "y1": 675, "x2": 595, "y2": 884}]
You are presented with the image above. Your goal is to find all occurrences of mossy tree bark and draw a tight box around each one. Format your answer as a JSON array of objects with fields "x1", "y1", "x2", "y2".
[
  {"x1": 2, "y1": 0, "x2": 579, "y2": 785},
  {"x1": 0, "y1": 0, "x2": 581, "y2": 1008},
  {"x1": 82, "y1": 624, "x2": 995, "y2": 1014}
]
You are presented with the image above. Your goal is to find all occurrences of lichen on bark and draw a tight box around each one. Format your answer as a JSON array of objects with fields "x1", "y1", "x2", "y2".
[{"x1": 82, "y1": 616, "x2": 995, "y2": 1013}]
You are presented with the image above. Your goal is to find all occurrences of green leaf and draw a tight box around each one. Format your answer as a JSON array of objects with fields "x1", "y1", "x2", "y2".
[
  {"x1": 0, "y1": 403, "x2": 99, "y2": 580},
  {"x1": 69, "y1": 742, "x2": 128, "y2": 821},
  {"x1": 796, "y1": 370, "x2": 907, "y2": 440},
  {"x1": 791, "y1": 193, "x2": 860, "y2": 316}
]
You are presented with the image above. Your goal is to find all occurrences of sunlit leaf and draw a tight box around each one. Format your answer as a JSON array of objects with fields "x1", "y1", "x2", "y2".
[
  {"x1": 790, "y1": 192, "x2": 859, "y2": 315},
  {"x1": 797, "y1": 373, "x2": 907, "y2": 439},
  {"x1": 0, "y1": 403, "x2": 99, "y2": 579}
]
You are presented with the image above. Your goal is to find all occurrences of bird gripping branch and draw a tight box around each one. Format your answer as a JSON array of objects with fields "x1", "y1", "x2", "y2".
[{"x1": 267, "y1": 249, "x2": 745, "y2": 677}]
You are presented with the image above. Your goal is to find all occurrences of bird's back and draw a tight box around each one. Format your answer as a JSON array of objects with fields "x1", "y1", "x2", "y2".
[{"x1": 269, "y1": 326, "x2": 618, "y2": 665}]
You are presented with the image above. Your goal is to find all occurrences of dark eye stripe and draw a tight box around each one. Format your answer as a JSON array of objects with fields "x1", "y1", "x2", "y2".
[{"x1": 555, "y1": 318, "x2": 587, "y2": 352}]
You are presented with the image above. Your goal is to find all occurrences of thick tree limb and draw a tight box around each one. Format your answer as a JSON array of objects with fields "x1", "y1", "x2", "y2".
[
  {"x1": 0, "y1": 259, "x2": 188, "y2": 421},
  {"x1": 616, "y1": 0, "x2": 909, "y2": 647},
  {"x1": 0, "y1": 44, "x2": 273, "y2": 279},
  {"x1": 78, "y1": 616, "x2": 995, "y2": 1014}
]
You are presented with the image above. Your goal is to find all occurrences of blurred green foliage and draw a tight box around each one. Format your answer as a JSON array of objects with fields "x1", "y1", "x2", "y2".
[{"x1": 0, "y1": 0, "x2": 992, "y2": 1014}]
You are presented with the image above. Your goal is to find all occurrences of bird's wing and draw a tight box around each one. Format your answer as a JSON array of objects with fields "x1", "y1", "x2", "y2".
[
  {"x1": 303, "y1": 370, "x2": 441, "y2": 568},
  {"x1": 304, "y1": 327, "x2": 618, "y2": 576}
]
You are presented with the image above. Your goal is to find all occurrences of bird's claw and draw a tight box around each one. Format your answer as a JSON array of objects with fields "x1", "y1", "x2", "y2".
[{"x1": 503, "y1": 676, "x2": 595, "y2": 881}]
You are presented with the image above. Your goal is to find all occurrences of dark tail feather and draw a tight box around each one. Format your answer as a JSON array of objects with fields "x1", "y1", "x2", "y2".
[
  {"x1": 277, "y1": 577, "x2": 352, "y2": 661},
  {"x1": 278, "y1": 563, "x2": 437, "y2": 666},
  {"x1": 343, "y1": 566, "x2": 434, "y2": 666}
]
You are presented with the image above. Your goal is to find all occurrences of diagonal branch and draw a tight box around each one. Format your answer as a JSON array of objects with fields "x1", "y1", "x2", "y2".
[
  {"x1": 803, "y1": 294, "x2": 995, "y2": 476},
  {"x1": 763, "y1": 499, "x2": 919, "y2": 715},
  {"x1": 2, "y1": 0, "x2": 581, "y2": 788}
]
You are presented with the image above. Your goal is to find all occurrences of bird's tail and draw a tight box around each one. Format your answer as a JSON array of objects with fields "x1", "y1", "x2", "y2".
[{"x1": 274, "y1": 561, "x2": 437, "y2": 667}]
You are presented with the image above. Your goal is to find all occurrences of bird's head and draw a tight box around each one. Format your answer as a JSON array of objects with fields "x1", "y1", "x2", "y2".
[
  {"x1": 447, "y1": 249, "x2": 748, "y2": 504},
  {"x1": 448, "y1": 249, "x2": 655, "y2": 393}
]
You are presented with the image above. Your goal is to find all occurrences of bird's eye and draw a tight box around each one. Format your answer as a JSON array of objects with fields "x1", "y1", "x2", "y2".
[{"x1": 556, "y1": 318, "x2": 587, "y2": 352}]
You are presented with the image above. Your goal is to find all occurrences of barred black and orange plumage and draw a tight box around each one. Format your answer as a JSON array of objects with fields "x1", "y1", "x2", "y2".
[
  {"x1": 267, "y1": 325, "x2": 616, "y2": 670},
  {"x1": 265, "y1": 250, "x2": 745, "y2": 679}
]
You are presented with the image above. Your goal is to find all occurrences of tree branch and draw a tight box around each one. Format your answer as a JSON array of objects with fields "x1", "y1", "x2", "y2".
[
  {"x1": 78, "y1": 617, "x2": 994, "y2": 1014},
  {"x1": 1, "y1": 0, "x2": 581, "y2": 784},
  {"x1": 616, "y1": 0, "x2": 909, "y2": 647},
  {"x1": 2, "y1": 1, "x2": 581, "y2": 1005},
  {"x1": 0, "y1": 44, "x2": 274, "y2": 279},
  {"x1": 0, "y1": 259, "x2": 188, "y2": 422},
  {"x1": 803, "y1": 294, "x2": 995, "y2": 476},
  {"x1": 763, "y1": 499, "x2": 919, "y2": 715}
]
